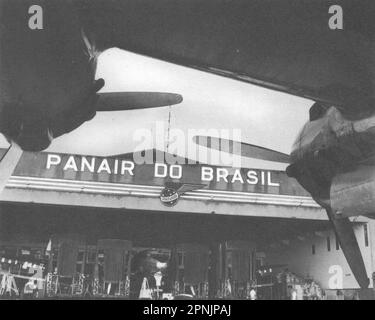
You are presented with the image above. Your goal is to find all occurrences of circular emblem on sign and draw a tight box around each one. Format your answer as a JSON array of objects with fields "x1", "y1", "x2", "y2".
[{"x1": 160, "y1": 187, "x2": 179, "y2": 207}]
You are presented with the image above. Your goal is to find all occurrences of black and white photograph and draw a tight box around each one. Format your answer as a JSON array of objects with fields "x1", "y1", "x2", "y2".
[{"x1": 0, "y1": 0, "x2": 375, "y2": 305}]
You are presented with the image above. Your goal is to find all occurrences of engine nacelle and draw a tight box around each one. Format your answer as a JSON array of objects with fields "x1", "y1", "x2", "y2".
[{"x1": 331, "y1": 165, "x2": 375, "y2": 218}]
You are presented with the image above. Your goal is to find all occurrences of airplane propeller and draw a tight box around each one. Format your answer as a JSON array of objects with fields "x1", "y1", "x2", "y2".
[
  {"x1": 193, "y1": 135, "x2": 290, "y2": 163},
  {"x1": 0, "y1": 90, "x2": 183, "y2": 203},
  {"x1": 96, "y1": 92, "x2": 183, "y2": 111},
  {"x1": 50, "y1": 90, "x2": 183, "y2": 143},
  {"x1": 193, "y1": 135, "x2": 370, "y2": 288},
  {"x1": 92, "y1": 78, "x2": 183, "y2": 112}
]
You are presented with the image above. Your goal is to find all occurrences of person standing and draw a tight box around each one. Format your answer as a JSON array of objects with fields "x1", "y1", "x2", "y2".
[
  {"x1": 250, "y1": 287, "x2": 257, "y2": 300},
  {"x1": 23, "y1": 279, "x2": 36, "y2": 299}
]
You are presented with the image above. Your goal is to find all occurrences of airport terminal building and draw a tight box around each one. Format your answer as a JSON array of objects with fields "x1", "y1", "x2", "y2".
[{"x1": 0, "y1": 149, "x2": 374, "y2": 299}]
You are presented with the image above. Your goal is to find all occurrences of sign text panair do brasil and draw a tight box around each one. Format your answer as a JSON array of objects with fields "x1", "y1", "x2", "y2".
[
  {"x1": 11, "y1": 152, "x2": 309, "y2": 196},
  {"x1": 45, "y1": 153, "x2": 279, "y2": 185}
]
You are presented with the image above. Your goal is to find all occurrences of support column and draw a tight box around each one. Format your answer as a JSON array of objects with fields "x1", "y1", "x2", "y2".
[{"x1": 208, "y1": 241, "x2": 220, "y2": 299}]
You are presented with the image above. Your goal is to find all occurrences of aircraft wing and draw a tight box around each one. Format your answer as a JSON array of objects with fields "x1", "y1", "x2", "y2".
[{"x1": 85, "y1": 0, "x2": 375, "y2": 113}]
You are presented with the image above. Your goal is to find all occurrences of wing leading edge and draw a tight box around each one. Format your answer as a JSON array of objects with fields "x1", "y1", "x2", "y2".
[{"x1": 83, "y1": 0, "x2": 375, "y2": 112}]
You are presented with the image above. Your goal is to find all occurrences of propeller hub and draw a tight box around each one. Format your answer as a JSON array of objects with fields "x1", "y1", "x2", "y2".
[{"x1": 0, "y1": 104, "x2": 53, "y2": 151}]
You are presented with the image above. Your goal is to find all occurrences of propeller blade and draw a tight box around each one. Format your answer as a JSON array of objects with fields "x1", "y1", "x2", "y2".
[
  {"x1": 96, "y1": 92, "x2": 183, "y2": 111},
  {"x1": 325, "y1": 208, "x2": 369, "y2": 289},
  {"x1": 0, "y1": 143, "x2": 23, "y2": 194},
  {"x1": 193, "y1": 136, "x2": 290, "y2": 163}
]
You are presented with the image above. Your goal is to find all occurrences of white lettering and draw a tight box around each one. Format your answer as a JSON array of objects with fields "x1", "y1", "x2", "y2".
[
  {"x1": 246, "y1": 170, "x2": 258, "y2": 185},
  {"x1": 46, "y1": 154, "x2": 61, "y2": 169},
  {"x1": 113, "y1": 159, "x2": 118, "y2": 174},
  {"x1": 121, "y1": 161, "x2": 134, "y2": 175},
  {"x1": 63, "y1": 156, "x2": 78, "y2": 171},
  {"x1": 201, "y1": 167, "x2": 214, "y2": 181},
  {"x1": 154, "y1": 163, "x2": 167, "y2": 178},
  {"x1": 170, "y1": 165, "x2": 182, "y2": 179},
  {"x1": 81, "y1": 157, "x2": 95, "y2": 173},
  {"x1": 97, "y1": 159, "x2": 111, "y2": 174},
  {"x1": 216, "y1": 168, "x2": 228, "y2": 182},
  {"x1": 261, "y1": 171, "x2": 265, "y2": 185},
  {"x1": 231, "y1": 169, "x2": 244, "y2": 183},
  {"x1": 267, "y1": 172, "x2": 280, "y2": 187}
]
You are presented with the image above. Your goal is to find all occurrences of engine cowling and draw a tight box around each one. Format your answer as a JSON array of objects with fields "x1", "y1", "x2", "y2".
[{"x1": 331, "y1": 165, "x2": 375, "y2": 218}]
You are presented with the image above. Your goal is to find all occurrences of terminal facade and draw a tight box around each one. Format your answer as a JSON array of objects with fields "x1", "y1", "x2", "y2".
[{"x1": 0, "y1": 149, "x2": 374, "y2": 299}]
